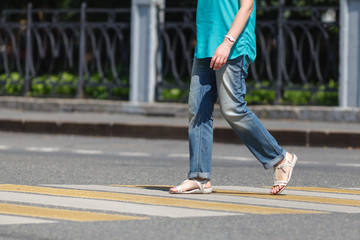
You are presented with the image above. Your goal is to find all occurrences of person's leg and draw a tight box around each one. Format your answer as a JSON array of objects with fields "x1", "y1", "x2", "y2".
[
  {"x1": 169, "y1": 58, "x2": 217, "y2": 193},
  {"x1": 216, "y1": 56, "x2": 285, "y2": 168},
  {"x1": 215, "y1": 56, "x2": 296, "y2": 194}
]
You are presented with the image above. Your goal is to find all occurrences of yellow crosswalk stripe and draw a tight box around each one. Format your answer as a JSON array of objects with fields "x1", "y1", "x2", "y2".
[
  {"x1": 0, "y1": 203, "x2": 147, "y2": 222},
  {"x1": 211, "y1": 189, "x2": 360, "y2": 207},
  {"x1": 0, "y1": 184, "x2": 321, "y2": 215},
  {"x1": 284, "y1": 187, "x2": 360, "y2": 195},
  {"x1": 120, "y1": 185, "x2": 360, "y2": 206}
]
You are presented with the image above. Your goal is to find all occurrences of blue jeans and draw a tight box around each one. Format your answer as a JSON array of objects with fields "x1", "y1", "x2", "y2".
[{"x1": 188, "y1": 56, "x2": 286, "y2": 180}]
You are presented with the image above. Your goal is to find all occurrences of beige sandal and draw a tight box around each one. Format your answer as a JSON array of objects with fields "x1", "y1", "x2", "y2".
[
  {"x1": 272, "y1": 154, "x2": 298, "y2": 195},
  {"x1": 170, "y1": 179, "x2": 212, "y2": 194}
]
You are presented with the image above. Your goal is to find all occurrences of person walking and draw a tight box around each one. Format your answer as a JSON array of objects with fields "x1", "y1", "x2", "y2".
[{"x1": 169, "y1": 0, "x2": 298, "y2": 195}]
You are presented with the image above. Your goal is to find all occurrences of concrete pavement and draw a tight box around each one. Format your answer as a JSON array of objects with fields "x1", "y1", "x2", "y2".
[{"x1": 0, "y1": 96, "x2": 360, "y2": 148}]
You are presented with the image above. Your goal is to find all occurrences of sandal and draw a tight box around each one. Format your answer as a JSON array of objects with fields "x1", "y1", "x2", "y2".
[
  {"x1": 169, "y1": 179, "x2": 212, "y2": 194},
  {"x1": 272, "y1": 154, "x2": 298, "y2": 195}
]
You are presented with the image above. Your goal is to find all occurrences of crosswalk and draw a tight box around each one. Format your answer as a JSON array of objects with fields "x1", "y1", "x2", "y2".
[{"x1": 0, "y1": 184, "x2": 359, "y2": 225}]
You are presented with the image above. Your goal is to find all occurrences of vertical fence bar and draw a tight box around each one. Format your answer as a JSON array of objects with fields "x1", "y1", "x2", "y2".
[
  {"x1": 77, "y1": 2, "x2": 86, "y2": 98},
  {"x1": 275, "y1": 0, "x2": 285, "y2": 104},
  {"x1": 339, "y1": 0, "x2": 360, "y2": 107},
  {"x1": 155, "y1": 5, "x2": 165, "y2": 101},
  {"x1": 24, "y1": 3, "x2": 32, "y2": 96},
  {"x1": 130, "y1": 0, "x2": 165, "y2": 103}
]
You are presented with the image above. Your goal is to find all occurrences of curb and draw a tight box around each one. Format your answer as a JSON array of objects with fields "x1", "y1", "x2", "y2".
[
  {"x1": 1, "y1": 119, "x2": 359, "y2": 148},
  {"x1": 1, "y1": 96, "x2": 360, "y2": 122}
]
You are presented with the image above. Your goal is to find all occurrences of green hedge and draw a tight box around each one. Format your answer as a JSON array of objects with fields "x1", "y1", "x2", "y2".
[
  {"x1": 161, "y1": 80, "x2": 339, "y2": 106},
  {"x1": 1, "y1": 72, "x2": 338, "y2": 105},
  {"x1": 0, "y1": 72, "x2": 129, "y2": 99}
]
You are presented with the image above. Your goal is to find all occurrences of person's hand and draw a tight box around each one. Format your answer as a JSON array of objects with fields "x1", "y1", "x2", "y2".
[{"x1": 210, "y1": 39, "x2": 233, "y2": 71}]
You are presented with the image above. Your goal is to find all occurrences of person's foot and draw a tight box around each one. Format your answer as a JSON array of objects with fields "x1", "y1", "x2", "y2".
[
  {"x1": 271, "y1": 153, "x2": 297, "y2": 194},
  {"x1": 169, "y1": 179, "x2": 212, "y2": 193}
]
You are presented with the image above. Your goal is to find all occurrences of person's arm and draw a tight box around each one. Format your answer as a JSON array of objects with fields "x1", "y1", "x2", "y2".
[{"x1": 210, "y1": 0, "x2": 254, "y2": 70}]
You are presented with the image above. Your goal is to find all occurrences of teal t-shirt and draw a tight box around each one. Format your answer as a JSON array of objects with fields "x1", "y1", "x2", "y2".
[{"x1": 194, "y1": 0, "x2": 257, "y2": 63}]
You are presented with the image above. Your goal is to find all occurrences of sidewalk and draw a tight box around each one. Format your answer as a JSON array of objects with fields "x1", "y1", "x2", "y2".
[{"x1": 0, "y1": 97, "x2": 360, "y2": 148}]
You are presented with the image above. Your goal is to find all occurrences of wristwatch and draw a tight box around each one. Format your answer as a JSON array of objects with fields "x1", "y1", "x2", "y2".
[{"x1": 225, "y1": 35, "x2": 236, "y2": 42}]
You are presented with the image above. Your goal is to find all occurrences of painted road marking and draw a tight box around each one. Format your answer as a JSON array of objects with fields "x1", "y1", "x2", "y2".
[
  {"x1": 0, "y1": 203, "x2": 145, "y2": 222},
  {"x1": 167, "y1": 154, "x2": 325, "y2": 165},
  {"x1": 167, "y1": 153, "x2": 188, "y2": 158},
  {"x1": 0, "y1": 191, "x2": 239, "y2": 218},
  {"x1": 336, "y1": 163, "x2": 360, "y2": 168},
  {"x1": 213, "y1": 190, "x2": 360, "y2": 206},
  {"x1": 1, "y1": 183, "x2": 360, "y2": 226},
  {"x1": 109, "y1": 185, "x2": 360, "y2": 214},
  {"x1": 49, "y1": 184, "x2": 360, "y2": 214},
  {"x1": 285, "y1": 187, "x2": 360, "y2": 195},
  {"x1": 214, "y1": 156, "x2": 254, "y2": 161},
  {"x1": 0, "y1": 184, "x2": 318, "y2": 215},
  {"x1": 51, "y1": 185, "x2": 360, "y2": 213},
  {"x1": 168, "y1": 154, "x2": 255, "y2": 162},
  {"x1": 25, "y1": 147, "x2": 59, "y2": 152},
  {"x1": 0, "y1": 144, "x2": 356, "y2": 169},
  {"x1": 297, "y1": 161, "x2": 321, "y2": 165},
  {"x1": 118, "y1": 152, "x2": 150, "y2": 157},
  {"x1": 72, "y1": 149, "x2": 103, "y2": 155},
  {"x1": 0, "y1": 214, "x2": 55, "y2": 225},
  {"x1": 216, "y1": 186, "x2": 360, "y2": 200}
]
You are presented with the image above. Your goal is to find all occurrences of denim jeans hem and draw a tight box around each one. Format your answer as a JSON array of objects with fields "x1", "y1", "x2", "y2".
[
  {"x1": 188, "y1": 172, "x2": 211, "y2": 180},
  {"x1": 263, "y1": 149, "x2": 287, "y2": 169}
]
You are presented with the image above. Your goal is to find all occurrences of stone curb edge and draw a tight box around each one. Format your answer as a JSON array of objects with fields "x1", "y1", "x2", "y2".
[
  {"x1": 1, "y1": 97, "x2": 360, "y2": 122},
  {"x1": 1, "y1": 119, "x2": 359, "y2": 148}
]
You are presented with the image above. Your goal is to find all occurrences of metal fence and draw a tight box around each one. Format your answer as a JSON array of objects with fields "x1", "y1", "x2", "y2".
[
  {"x1": 156, "y1": 4, "x2": 339, "y2": 105},
  {"x1": 0, "y1": 3, "x2": 130, "y2": 99},
  {"x1": 0, "y1": 3, "x2": 339, "y2": 105}
]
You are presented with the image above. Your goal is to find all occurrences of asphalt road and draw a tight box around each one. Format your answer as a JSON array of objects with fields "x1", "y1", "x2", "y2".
[{"x1": 0, "y1": 132, "x2": 359, "y2": 240}]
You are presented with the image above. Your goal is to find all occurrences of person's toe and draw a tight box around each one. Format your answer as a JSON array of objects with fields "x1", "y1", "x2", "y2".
[{"x1": 270, "y1": 185, "x2": 280, "y2": 194}]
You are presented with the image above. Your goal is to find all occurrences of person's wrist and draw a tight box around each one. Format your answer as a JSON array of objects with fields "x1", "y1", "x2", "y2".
[
  {"x1": 225, "y1": 35, "x2": 236, "y2": 42},
  {"x1": 224, "y1": 37, "x2": 234, "y2": 47}
]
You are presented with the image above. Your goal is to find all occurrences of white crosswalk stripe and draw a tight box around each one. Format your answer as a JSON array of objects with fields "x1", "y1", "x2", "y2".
[
  {"x1": 0, "y1": 191, "x2": 239, "y2": 219},
  {"x1": 0, "y1": 184, "x2": 359, "y2": 225},
  {"x1": 216, "y1": 186, "x2": 360, "y2": 200},
  {"x1": 0, "y1": 215, "x2": 56, "y2": 225},
  {"x1": 46, "y1": 185, "x2": 360, "y2": 214}
]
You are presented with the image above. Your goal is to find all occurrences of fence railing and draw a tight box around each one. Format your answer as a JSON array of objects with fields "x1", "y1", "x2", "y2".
[
  {"x1": 0, "y1": 3, "x2": 130, "y2": 99},
  {"x1": 156, "y1": 8, "x2": 196, "y2": 102},
  {"x1": 0, "y1": 3, "x2": 340, "y2": 105},
  {"x1": 156, "y1": 4, "x2": 339, "y2": 105}
]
